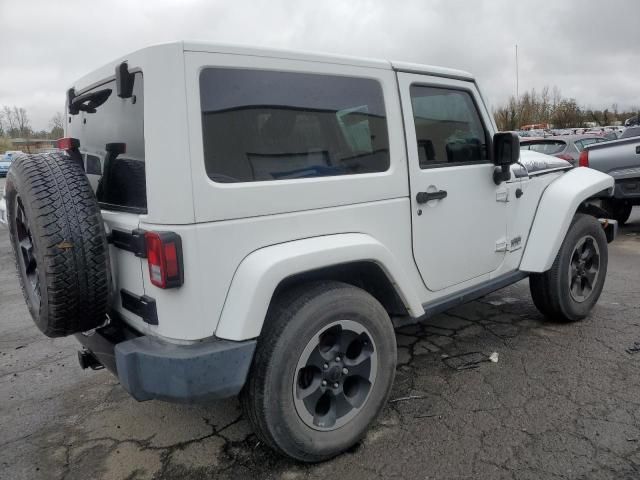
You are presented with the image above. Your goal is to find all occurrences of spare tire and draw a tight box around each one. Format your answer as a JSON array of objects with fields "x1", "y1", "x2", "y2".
[{"x1": 5, "y1": 152, "x2": 111, "y2": 337}]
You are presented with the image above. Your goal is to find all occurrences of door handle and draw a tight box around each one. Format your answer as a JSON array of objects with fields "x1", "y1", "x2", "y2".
[{"x1": 416, "y1": 190, "x2": 448, "y2": 204}]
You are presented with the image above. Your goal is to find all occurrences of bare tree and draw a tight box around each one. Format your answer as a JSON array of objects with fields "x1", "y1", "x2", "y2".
[
  {"x1": 2, "y1": 106, "x2": 16, "y2": 133},
  {"x1": 12, "y1": 106, "x2": 30, "y2": 137},
  {"x1": 1, "y1": 106, "x2": 31, "y2": 137},
  {"x1": 49, "y1": 112, "x2": 64, "y2": 139}
]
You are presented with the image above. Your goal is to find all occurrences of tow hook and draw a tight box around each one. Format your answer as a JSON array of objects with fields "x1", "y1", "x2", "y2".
[{"x1": 77, "y1": 349, "x2": 104, "y2": 370}]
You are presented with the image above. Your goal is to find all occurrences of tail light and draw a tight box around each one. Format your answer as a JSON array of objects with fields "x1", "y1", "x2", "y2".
[
  {"x1": 578, "y1": 150, "x2": 589, "y2": 167},
  {"x1": 144, "y1": 231, "x2": 184, "y2": 289},
  {"x1": 56, "y1": 137, "x2": 80, "y2": 150}
]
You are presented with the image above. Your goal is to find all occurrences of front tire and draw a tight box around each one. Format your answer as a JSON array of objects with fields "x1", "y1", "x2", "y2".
[
  {"x1": 530, "y1": 214, "x2": 608, "y2": 322},
  {"x1": 240, "y1": 281, "x2": 397, "y2": 462}
]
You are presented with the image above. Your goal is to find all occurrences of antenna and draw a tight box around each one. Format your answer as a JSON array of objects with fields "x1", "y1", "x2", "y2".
[{"x1": 515, "y1": 44, "x2": 519, "y2": 100}]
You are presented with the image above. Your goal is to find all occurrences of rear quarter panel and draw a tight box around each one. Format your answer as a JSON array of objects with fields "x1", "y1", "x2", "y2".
[{"x1": 183, "y1": 51, "x2": 407, "y2": 222}]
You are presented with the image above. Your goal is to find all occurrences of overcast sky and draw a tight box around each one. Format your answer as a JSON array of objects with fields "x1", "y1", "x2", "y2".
[{"x1": 1, "y1": 0, "x2": 638, "y2": 131}]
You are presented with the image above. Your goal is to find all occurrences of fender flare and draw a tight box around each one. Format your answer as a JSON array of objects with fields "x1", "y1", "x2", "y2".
[
  {"x1": 519, "y1": 167, "x2": 614, "y2": 273},
  {"x1": 214, "y1": 233, "x2": 425, "y2": 341}
]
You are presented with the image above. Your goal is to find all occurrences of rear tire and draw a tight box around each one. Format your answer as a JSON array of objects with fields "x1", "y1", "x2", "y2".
[
  {"x1": 529, "y1": 214, "x2": 608, "y2": 322},
  {"x1": 6, "y1": 152, "x2": 111, "y2": 337},
  {"x1": 240, "y1": 281, "x2": 396, "y2": 462}
]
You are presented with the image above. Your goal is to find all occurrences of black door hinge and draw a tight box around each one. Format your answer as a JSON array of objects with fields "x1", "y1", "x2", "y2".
[
  {"x1": 108, "y1": 229, "x2": 147, "y2": 258},
  {"x1": 121, "y1": 289, "x2": 158, "y2": 325}
]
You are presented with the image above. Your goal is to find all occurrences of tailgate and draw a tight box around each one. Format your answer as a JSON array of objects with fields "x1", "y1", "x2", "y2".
[
  {"x1": 67, "y1": 68, "x2": 149, "y2": 332},
  {"x1": 102, "y1": 210, "x2": 149, "y2": 332}
]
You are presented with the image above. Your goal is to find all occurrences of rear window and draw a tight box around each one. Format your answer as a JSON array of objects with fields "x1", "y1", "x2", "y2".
[
  {"x1": 574, "y1": 138, "x2": 605, "y2": 152},
  {"x1": 521, "y1": 140, "x2": 566, "y2": 155},
  {"x1": 68, "y1": 72, "x2": 146, "y2": 212},
  {"x1": 199, "y1": 68, "x2": 390, "y2": 183}
]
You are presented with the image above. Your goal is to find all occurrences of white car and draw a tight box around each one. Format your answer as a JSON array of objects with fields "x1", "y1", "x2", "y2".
[{"x1": 3, "y1": 42, "x2": 616, "y2": 461}]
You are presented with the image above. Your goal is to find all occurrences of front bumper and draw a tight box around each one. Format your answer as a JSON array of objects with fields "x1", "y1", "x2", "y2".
[{"x1": 75, "y1": 319, "x2": 256, "y2": 403}]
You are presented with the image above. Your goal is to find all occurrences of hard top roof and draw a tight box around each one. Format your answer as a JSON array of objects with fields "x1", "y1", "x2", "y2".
[
  {"x1": 183, "y1": 41, "x2": 475, "y2": 80},
  {"x1": 71, "y1": 41, "x2": 475, "y2": 93}
]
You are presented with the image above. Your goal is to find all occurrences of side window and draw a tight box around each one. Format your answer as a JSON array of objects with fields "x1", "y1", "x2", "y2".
[
  {"x1": 409, "y1": 85, "x2": 489, "y2": 168},
  {"x1": 199, "y1": 69, "x2": 390, "y2": 183}
]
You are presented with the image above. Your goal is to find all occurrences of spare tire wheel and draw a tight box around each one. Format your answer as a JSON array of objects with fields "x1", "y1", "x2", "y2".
[{"x1": 6, "y1": 152, "x2": 111, "y2": 337}]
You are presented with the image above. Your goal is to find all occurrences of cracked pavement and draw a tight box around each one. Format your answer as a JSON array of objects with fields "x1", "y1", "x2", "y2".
[{"x1": 1, "y1": 174, "x2": 639, "y2": 479}]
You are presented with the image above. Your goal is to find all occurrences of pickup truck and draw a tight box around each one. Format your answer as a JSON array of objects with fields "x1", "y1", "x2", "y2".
[{"x1": 580, "y1": 131, "x2": 640, "y2": 224}]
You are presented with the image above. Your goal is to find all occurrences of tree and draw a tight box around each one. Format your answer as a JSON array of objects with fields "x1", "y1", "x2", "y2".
[
  {"x1": 551, "y1": 99, "x2": 582, "y2": 128},
  {"x1": 49, "y1": 112, "x2": 64, "y2": 139},
  {"x1": 2, "y1": 106, "x2": 16, "y2": 134},
  {"x1": 492, "y1": 87, "x2": 640, "y2": 130},
  {"x1": 1, "y1": 105, "x2": 32, "y2": 137},
  {"x1": 12, "y1": 106, "x2": 31, "y2": 137}
]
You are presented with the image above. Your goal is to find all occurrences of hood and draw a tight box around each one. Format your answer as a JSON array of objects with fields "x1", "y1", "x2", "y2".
[{"x1": 513, "y1": 150, "x2": 572, "y2": 177}]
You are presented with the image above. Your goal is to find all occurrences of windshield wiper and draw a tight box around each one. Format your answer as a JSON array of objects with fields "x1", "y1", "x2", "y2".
[{"x1": 68, "y1": 88, "x2": 112, "y2": 115}]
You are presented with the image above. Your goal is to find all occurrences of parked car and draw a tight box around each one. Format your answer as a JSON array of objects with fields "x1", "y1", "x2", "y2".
[
  {"x1": 0, "y1": 153, "x2": 14, "y2": 177},
  {"x1": 0, "y1": 150, "x2": 23, "y2": 177},
  {"x1": 620, "y1": 126, "x2": 640, "y2": 139},
  {"x1": 625, "y1": 115, "x2": 639, "y2": 127},
  {"x1": 580, "y1": 133, "x2": 640, "y2": 224},
  {"x1": 520, "y1": 135, "x2": 608, "y2": 166},
  {"x1": 2, "y1": 42, "x2": 617, "y2": 462}
]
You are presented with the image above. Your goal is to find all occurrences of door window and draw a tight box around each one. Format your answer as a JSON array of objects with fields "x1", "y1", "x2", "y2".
[{"x1": 409, "y1": 85, "x2": 489, "y2": 168}]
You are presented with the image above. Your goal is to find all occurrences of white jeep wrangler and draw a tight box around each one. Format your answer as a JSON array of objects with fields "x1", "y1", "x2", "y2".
[{"x1": 3, "y1": 42, "x2": 617, "y2": 461}]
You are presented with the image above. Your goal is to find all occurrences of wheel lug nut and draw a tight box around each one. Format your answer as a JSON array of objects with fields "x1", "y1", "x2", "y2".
[
  {"x1": 336, "y1": 356, "x2": 341, "y2": 362},
  {"x1": 323, "y1": 363, "x2": 329, "y2": 370},
  {"x1": 342, "y1": 368, "x2": 348, "y2": 375},
  {"x1": 321, "y1": 380, "x2": 327, "y2": 387},
  {"x1": 333, "y1": 383, "x2": 339, "y2": 389}
]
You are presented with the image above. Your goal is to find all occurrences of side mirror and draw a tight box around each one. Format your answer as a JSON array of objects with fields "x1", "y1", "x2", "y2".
[{"x1": 492, "y1": 132, "x2": 520, "y2": 184}]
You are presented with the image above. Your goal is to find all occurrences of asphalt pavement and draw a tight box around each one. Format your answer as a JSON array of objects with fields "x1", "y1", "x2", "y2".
[{"x1": 1, "y1": 175, "x2": 639, "y2": 479}]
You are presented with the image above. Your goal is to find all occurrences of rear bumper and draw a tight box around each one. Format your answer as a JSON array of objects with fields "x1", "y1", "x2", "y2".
[
  {"x1": 613, "y1": 179, "x2": 640, "y2": 202},
  {"x1": 75, "y1": 320, "x2": 256, "y2": 403}
]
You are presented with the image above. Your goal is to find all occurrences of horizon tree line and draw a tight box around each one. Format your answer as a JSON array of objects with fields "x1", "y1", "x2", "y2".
[{"x1": 493, "y1": 86, "x2": 639, "y2": 131}]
